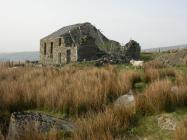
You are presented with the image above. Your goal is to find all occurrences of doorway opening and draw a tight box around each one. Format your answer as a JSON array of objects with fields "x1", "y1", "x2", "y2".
[{"x1": 66, "y1": 50, "x2": 71, "y2": 63}]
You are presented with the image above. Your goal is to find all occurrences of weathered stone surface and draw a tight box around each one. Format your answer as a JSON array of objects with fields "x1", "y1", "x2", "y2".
[
  {"x1": 40, "y1": 22, "x2": 113, "y2": 65},
  {"x1": 157, "y1": 114, "x2": 176, "y2": 131},
  {"x1": 95, "y1": 54, "x2": 129, "y2": 66},
  {"x1": 114, "y1": 90, "x2": 136, "y2": 111},
  {"x1": 7, "y1": 112, "x2": 74, "y2": 140},
  {"x1": 124, "y1": 40, "x2": 141, "y2": 60},
  {"x1": 40, "y1": 22, "x2": 141, "y2": 65}
]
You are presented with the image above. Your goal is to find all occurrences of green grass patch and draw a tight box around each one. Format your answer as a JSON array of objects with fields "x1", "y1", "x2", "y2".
[
  {"x1": 134, "y1": 115, "x2": 173, "y2": 140},
  {"x1": 134, "y1": 82, "x2": 147, "y2": 92},
  {"x1": 133, "y1": 107, "x2": 187, "y2": 140}
]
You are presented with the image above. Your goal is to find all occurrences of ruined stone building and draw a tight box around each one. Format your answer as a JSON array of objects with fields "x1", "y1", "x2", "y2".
[{"x1": 40, "y1": 22, "x2": 140, "y2": 65}]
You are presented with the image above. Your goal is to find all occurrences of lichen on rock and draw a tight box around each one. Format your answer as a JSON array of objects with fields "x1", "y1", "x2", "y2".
[{"x1": 7, "y1": 112, "x2": 74, "y2": 140}]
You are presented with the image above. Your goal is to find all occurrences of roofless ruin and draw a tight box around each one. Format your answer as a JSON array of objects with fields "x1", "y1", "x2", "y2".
[{"x1": 40, "y1": 22, "x2": 141, "y2": 65}]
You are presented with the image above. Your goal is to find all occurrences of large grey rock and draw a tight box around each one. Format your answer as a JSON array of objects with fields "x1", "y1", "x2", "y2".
[
  {"x1": 114, "y1": 90, "x2": 136, "y2": 112},
  {"x1": 114, "y1": 95, "x2": 135, "y2": 107},
  {"x1": 7, "y1": 112, "x2": 74, "y2": 140}
]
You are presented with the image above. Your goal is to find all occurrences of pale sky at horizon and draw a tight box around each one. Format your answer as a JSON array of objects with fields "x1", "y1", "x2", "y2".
[{"x1": 0, "y1": 0, "x2": 187, "y2": 52}]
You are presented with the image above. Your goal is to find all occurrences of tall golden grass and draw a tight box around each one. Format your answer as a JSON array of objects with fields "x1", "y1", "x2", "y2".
[
  {"x1": 0, "y1": 66, "x2": 140, "y2": 115},
  {"x1": 144, "y1": 67, "x2": 160, "y2": 82},
  {"x1": 0, "y1": 65, "x2": 141, "y2": 139},
  {"x1": 175, "y1": 118, "x2": 187, "y2": 140},
  {"x1": 73, "y1": 107, "x2": 136, "y2": 140},
  {"x1": 136, "y1": 80, "x2": 174, "y2": 114},
  {"x1": 1, "y1": 64, "x2": 187, "y2": 139},
  {"x1": 143, "y1": 61, "x2": 177, "y2": 82},
  {"x1": 143, "y1": 60, "x2": 165, "y2": 69}
]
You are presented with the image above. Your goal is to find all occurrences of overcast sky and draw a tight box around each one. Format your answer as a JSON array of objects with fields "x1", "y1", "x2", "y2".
[{"x1": 0, "y1": 0, "x2": 187, "y2": 52}]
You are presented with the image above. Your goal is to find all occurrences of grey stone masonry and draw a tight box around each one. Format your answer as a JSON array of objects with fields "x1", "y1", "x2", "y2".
[{"x1": 40, "y1": 22, "x2": 141, "y2": 65}]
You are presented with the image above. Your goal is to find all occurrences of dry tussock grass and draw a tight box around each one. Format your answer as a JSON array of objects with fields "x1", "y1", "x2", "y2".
[
  {"x1": 160, "y1": 68, "x2": 176, "y2": 78},
  {"x1": 0, "y1": 66, "x2": 140, "y2": 115},
  {"x1": 73, "y1": 106, "x2": 136, "y2": 140},
  {"x1": 143, "y1": 60, "x2": 165, "y2": 69},
  {"x1": 15, "y1": 124, "x2": 60, "y2": 140},
  {"x1": 1, "y1": 64, "x2": 187, "y2": 139},
  {"x1": 175, "y1": 118, "x2": 187, "y2": 140},
  {"x1": 136, "y1": 79, "x2": 174, "y2": 114},
  {"x1": 136, "y1": 74, "x2": 187, "y2": 115},
  {"x1": 175, "y1": 71, "x2": 187, "y2": 85},
  {"x1": 144, "y1": 67, "x2": 160, "y2": 82},
  {"x1": 144, "y1": 61, "x2": 177, "y2": 82}
]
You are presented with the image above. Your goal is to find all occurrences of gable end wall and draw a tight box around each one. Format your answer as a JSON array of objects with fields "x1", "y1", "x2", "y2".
[{"x1": 40, "y1": 38, "x2": 78, "y2": 65}]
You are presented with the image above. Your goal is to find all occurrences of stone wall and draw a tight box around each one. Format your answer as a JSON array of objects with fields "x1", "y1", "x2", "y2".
[
  {"x1": 40, "y1": 23, "x2": 141, "y2": 65},
  {"x1": 78, "y1": 36, "x2": 104, "y2": 61},
  {"x1": 124, "y1": 40, "x2": 141, "y2": 60},
  {"x1": 40, "y1": 23, "x2": 109, "y2": 65},
  {"x1": 40, "y1": 38, "x2": 78, "y2": 65}
]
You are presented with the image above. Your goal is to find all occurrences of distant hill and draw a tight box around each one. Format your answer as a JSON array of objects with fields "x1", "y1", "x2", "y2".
[
  {"x1": 143, "y1": 44, "x2": 187, "y2": 52},
  {"x1": 0, "y1": 51, "x2": 39, "y2": 62}
]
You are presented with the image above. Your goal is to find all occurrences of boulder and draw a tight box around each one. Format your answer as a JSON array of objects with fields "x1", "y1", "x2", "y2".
[
  {"x1": 114, "y1": 90, "x2": 136, "y2": 111},
  {"x1": 7, "y1": 112, "x2": 74, "y2": 140}
]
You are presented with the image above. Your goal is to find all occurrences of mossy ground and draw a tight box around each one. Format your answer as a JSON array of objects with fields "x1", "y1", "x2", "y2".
[{"x1": 132, "y1": 107, "x2": 187, "y2": 140}]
